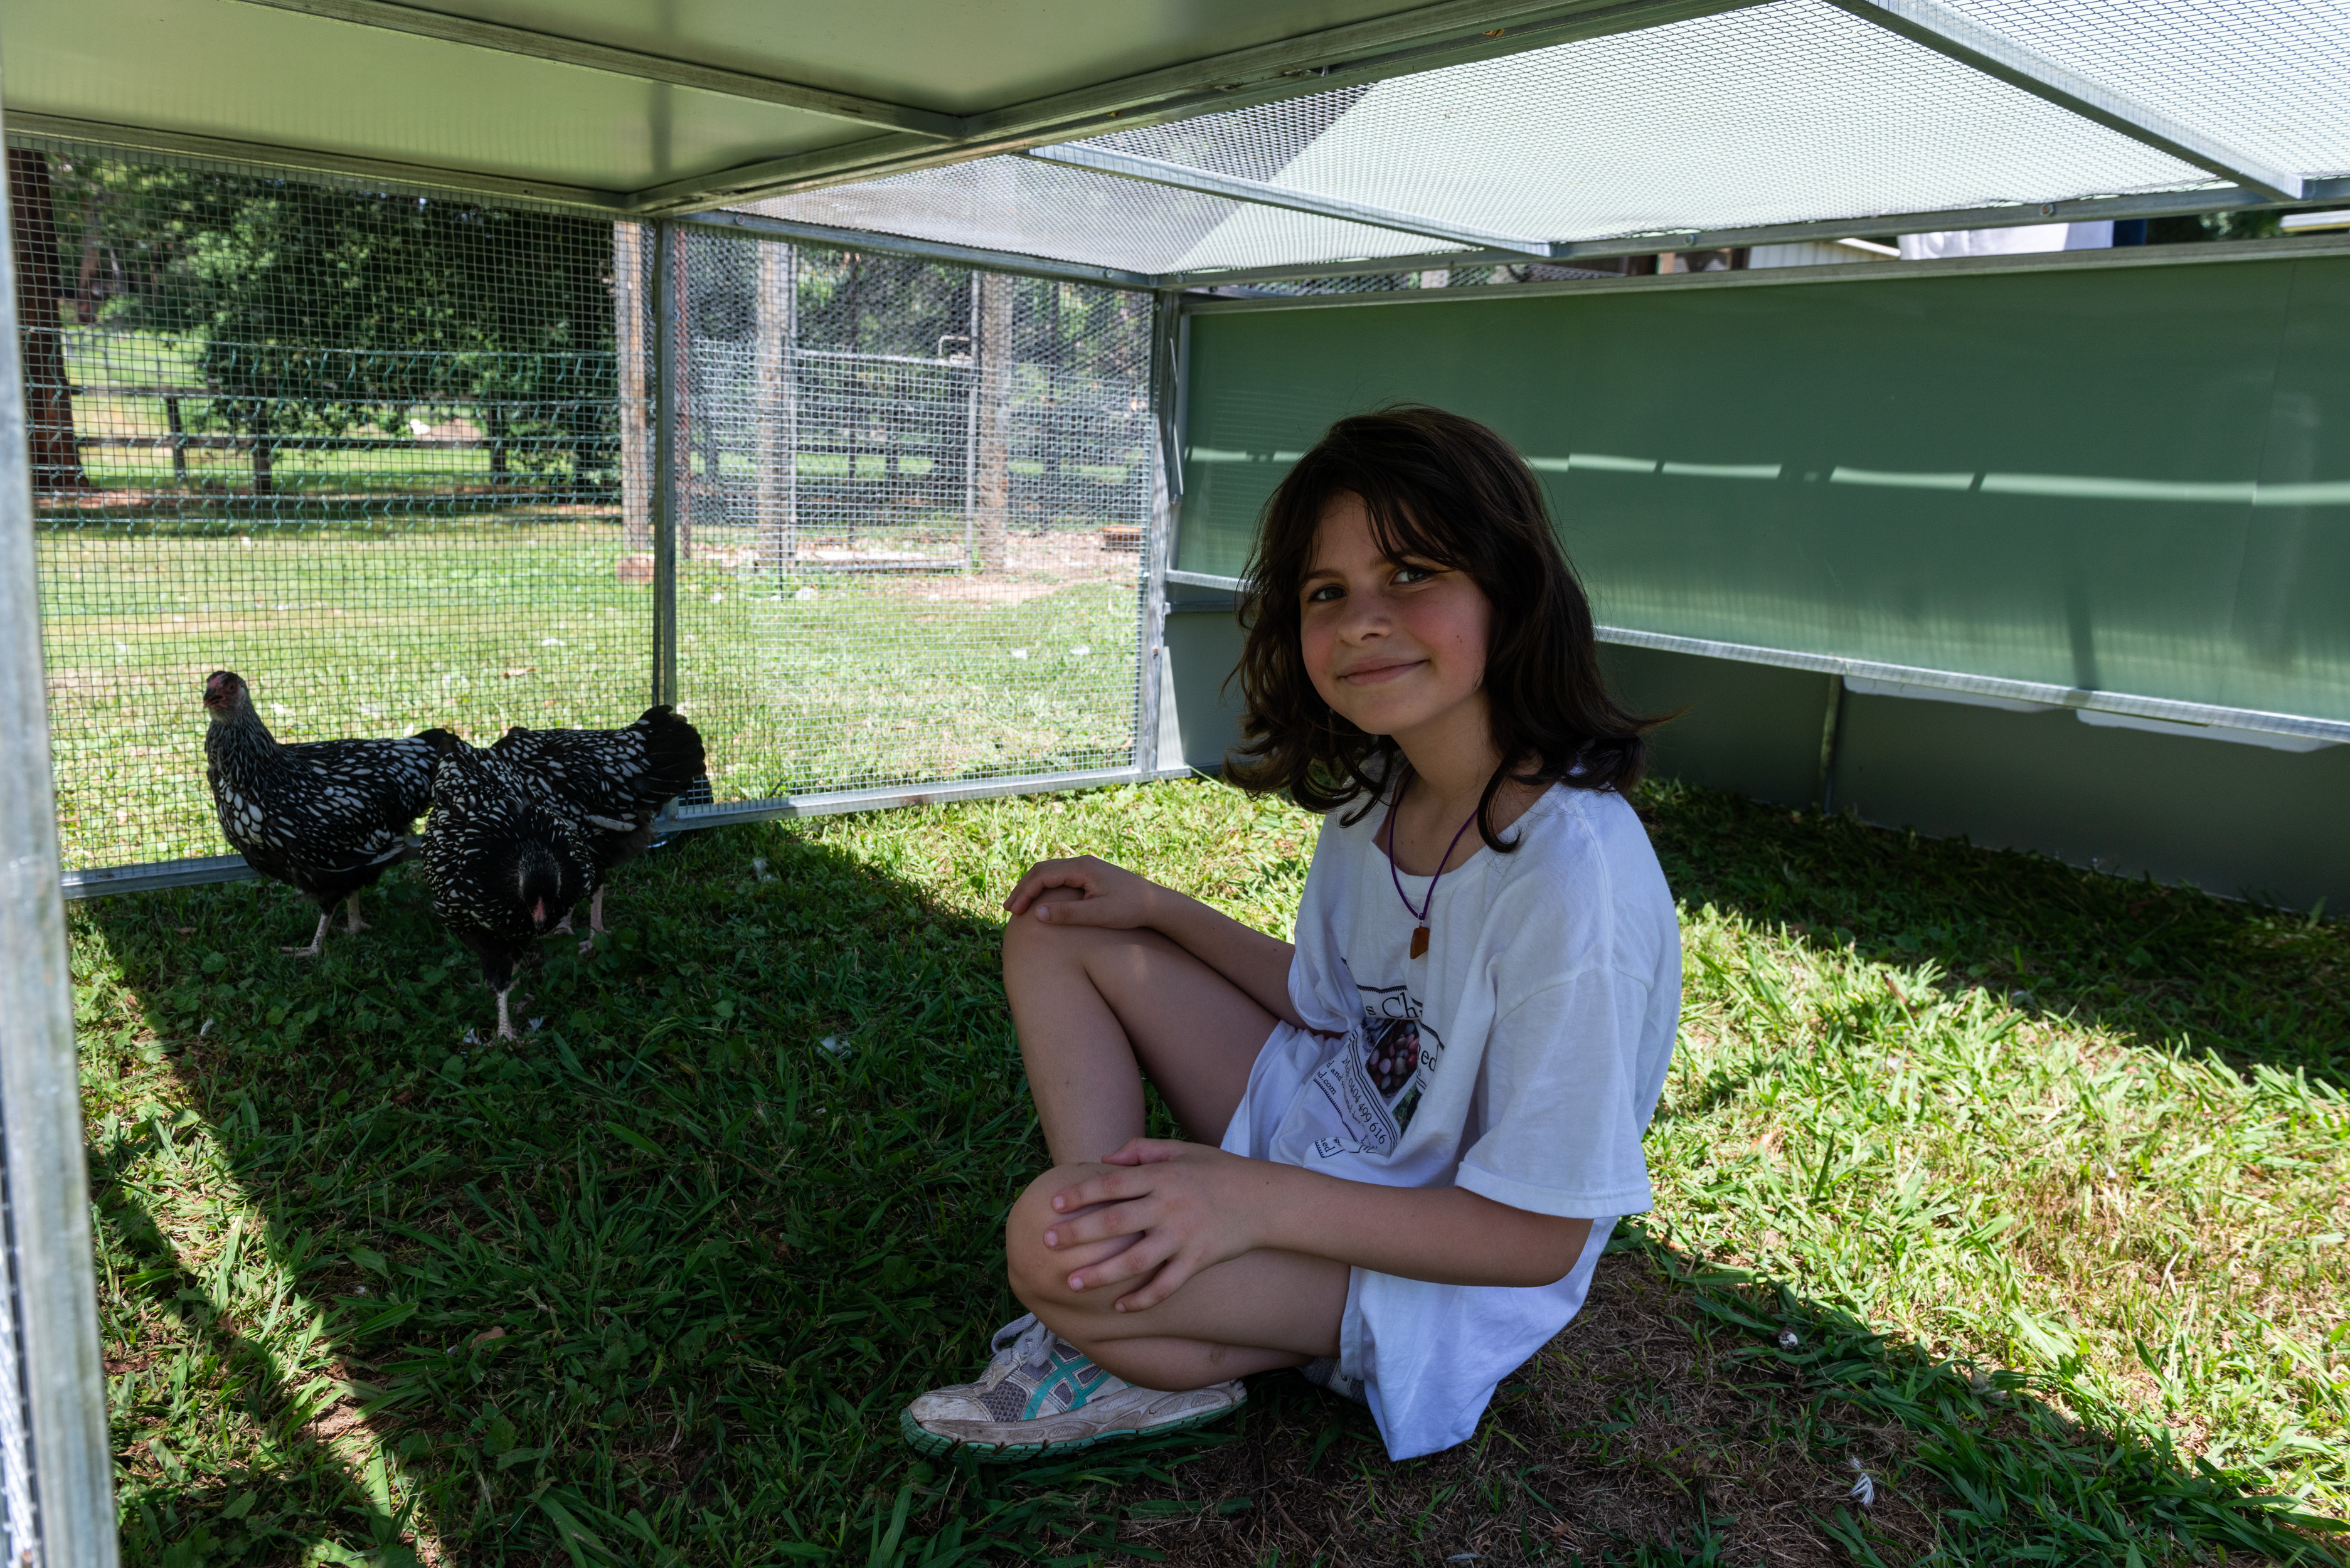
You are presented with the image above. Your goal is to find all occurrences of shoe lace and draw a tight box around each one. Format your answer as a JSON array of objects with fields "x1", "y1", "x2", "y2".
[{"x1": 995, "y1": 1314, "x2": 1061, "y2": 1374}]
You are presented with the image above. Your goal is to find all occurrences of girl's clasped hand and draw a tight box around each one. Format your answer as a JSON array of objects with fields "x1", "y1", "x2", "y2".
[
  {"x1": 1003, "y1": 854, "x2": 1167, "y2": 931},
  {"x1": 1043, "y1": 1138, "x2": 1282, "y2": 1311}
]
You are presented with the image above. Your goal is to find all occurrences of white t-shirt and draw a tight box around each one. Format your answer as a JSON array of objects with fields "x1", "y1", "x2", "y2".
[{"x1": 1220, "y1": 777, "x2": 1681, "y2": 1459}]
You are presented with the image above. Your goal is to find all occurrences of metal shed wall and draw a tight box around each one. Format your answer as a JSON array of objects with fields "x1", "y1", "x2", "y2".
[{"x1": 1164, "y1": 243, "x2": 2350, "y2": 906}]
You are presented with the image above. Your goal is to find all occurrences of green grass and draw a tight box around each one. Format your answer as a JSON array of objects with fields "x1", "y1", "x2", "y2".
[
  {"x1": 38, "y1": 521, "x2": 1141, "y2": 871},
  {"x1": 70, "y1": 777, "x2": 2349, "y2": 1565}
]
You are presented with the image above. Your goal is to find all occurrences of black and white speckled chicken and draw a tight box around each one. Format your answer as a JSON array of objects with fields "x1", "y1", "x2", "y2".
[
  {"x1": 489, "y1": 704, "x2": 706, "y2": 952},
  {"x1": 201, "y1": 670, "x2": 450, "y2": 956},
  {"x1": 419, "y1": 729, "x2": 592, "y2": 1041}
]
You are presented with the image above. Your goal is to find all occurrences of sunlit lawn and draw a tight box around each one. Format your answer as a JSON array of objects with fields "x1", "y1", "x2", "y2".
[{"x1": 38, "y1": 519, "x2": 1140, "y2": 871}]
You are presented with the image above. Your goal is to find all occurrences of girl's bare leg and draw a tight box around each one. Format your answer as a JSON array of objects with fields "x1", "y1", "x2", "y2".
[
  {"x1": 1001, "y1": 886, "x2": 1279, "y2": 1165},
  {"x1": 1005, "y1": 1163, "x2": 1347, "y2": 1389},
  {"x1": 999, "y1": 888, "x2": 1342, "y2": 1384}
]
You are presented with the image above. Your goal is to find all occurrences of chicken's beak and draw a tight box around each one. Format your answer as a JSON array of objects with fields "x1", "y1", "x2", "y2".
[{"x1": 531, "y1": 898, "x2": 548, "y2": 930}]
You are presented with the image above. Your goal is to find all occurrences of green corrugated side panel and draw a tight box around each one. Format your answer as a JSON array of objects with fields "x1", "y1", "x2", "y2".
[{"x1": 1178, "y1": 255, "x2": 2350, "y2": 723}]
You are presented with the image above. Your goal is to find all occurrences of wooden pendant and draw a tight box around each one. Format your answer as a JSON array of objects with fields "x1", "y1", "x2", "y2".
[{"x1": 1410, "y1": 926, "x2": 1430, "y2": 960}]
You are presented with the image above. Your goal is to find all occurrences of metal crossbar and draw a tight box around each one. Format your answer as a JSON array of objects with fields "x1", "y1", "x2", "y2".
[
  {"x1": 1161, "y1": 571, "x2": 2350, "y2": 747},
  {"x1": 1024, "y1": 144, "x2": 1560, "y2": 256}
]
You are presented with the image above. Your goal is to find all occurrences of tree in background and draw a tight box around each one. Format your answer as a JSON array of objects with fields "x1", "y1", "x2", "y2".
[
  {"x1": 7, "y1": 149, "x2": 92, "y2": 490},
  {"x1": 50, "y1": 157, "x2": 617, "y2": 496}
]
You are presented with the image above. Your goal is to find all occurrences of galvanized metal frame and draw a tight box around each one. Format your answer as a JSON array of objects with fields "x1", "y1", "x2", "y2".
[
  {"x1": 225, "y1": 0, "x2": 966, "y2": 139},
  {"x1": 1824, "y1": 0, "x2": 2305, "y2": 202},
  {"x1": 1151, "y1": 181, "x2": 2350, "y2": 287},
  {"x1": 669, "y1": 767, "x2": 1160, "y2": 832},
  {"x1": 13, "y1": 0, "x2": 1771, "y2": 217},
  {"x1": 1133, "y1": 290, "x2": 1183, "y2": 779},
  {"x1": 62, "y1": 772, "x2": 1196, "y2": 898},
  {"x1": 0, "y1": 77, "x2": 124, "y2": 1568},
  {"x1": 627, "y1": 0, "x2": 1768, "y2": 212},
  {"x1": 650, "y1": 220, "x2": 682, "y2": 711},
  {"x1": 1176, "y1": 224, "x2": 2350, "y2": 307},
  {"x1": 686, "y1": 179, "x2": 2350, "y2": 294},
  {"x1": 1024, "y1": 144, "x2": 1560, "y2": 257},
  {"x1": 679, "y1": 209, "x2": 1160, "y2": 290},
  {"x1": 19, "y1": 109, "x2": 2347, "y2": 277}
]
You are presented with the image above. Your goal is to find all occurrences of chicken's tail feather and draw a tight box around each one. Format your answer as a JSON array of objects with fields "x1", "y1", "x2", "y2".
[{"x1": 631, "y1": 706, "x2": 708, "y2": 803}]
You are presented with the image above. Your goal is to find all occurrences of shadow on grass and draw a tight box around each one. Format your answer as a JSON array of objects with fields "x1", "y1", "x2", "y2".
[
  {"x1": 94, "y1": 1175, "x2": 427, "y2": 1565},
  {"x1": 72, "y1": 802, "x2": 2345, "y2": 1567},
  {"x1": 1071, "y1": 1225, "x2": 2346, "y2": 1567},
  {"x1": 1633, "y1": 777, "x2": 2350, "y2": 1087},
  {"x1": 81, "y1": 820, "x2": 1056, "y2": 1564}
]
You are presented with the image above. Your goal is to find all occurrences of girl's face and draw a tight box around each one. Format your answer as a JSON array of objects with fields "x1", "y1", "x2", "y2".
[{"x1": 1300, "y1": 492, "x2": 1492, "y2": 750}]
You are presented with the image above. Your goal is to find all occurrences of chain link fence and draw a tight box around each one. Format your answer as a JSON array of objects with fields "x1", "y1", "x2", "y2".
[{"x1": 4, "y1": 136, "x2": 1162, "y2": 887}]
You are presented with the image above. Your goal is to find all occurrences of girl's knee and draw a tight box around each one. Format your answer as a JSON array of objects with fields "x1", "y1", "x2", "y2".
[
  {"x1": 999, "y1": 887, "x2": 1090, "y2": 972},
  {"x1": 1004, "y1": 1162, "x2": 1104, "y2": 1307}
]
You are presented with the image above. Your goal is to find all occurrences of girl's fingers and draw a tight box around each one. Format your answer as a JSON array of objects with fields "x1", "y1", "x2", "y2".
[
  {"x1": 1004, "y1": 864, "x2": 1092, "y2": 914},
  {"x1": 1048, "y1": 1167, "x2": 1150, "y2": 1213},
  {"x1": 1114, "y1": 1251, "x2": 1196, "y2": 1312},
  {"x1": 1067, "y1": 1233, "x2": 1174, "y2": 1294},
  {"x1": 1032, "y1": 896, "x2": 1110, "y2": 925},
  {"x1": 1044, "y1": 1198, "x2": 1150, "y2": 1250},
  {"x1": 1101, "y1": 1137, "x2": 1187, "y2": 1166}
]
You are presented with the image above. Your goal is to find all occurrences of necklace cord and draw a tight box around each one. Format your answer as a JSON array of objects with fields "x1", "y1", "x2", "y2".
[{"x1": 1384, "y1": 771, "x2": 1483, "y2": 926}]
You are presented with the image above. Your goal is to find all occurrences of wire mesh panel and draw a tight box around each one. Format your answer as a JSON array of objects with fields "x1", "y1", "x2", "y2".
[
  {"x1": 6, "y1": 135, "x2": 652, "y2": 876},
  {"x1": 668, "y1": 228, "x2": 1158, "y2": 803},
  {"x1": 9, "y1": 134, "x2": 1159, "y2": 882},
  {"x1": 734, "y1": 0, "x2": 2350, "y2": 284},
  {"x1": 1087, "y1": 0, "x2": 2216, "y2": 250},
  {"x1": 733, "y1": 153, "x2": 1456, "y2": 277},
  {"x1": 1937, "y1": 0, "x2": 2350, "y2": 183}
]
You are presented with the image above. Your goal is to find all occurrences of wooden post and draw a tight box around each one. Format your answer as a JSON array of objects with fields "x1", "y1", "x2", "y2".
[
  {"x1": 164, "y1": 395, "x2": 187, "y2": 484},
  {"x1": 974, "y1": 269, "x2": 1013, "y2": 573},
  {"x1": 6, "y1": 149, "x2": 88, "y2": 492}
]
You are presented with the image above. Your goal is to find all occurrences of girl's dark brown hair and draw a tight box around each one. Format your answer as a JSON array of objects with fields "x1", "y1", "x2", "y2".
[{"x1": 1227, "y1": 405, "x2": 1657, "y2": 849}]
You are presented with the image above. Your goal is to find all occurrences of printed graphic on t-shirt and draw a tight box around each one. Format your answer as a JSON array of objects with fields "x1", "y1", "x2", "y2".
[{"x1": 1310, "y1": 983, "x2": 1445, "y2": 1160}]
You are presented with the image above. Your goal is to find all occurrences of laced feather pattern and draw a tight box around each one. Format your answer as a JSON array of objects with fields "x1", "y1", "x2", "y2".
[
  {"x1": 200, "y1": 669, "x2": 449, "y2": 955},
  {"x1": 420, "y1": 730, "x2": 592, "y2": 1040}
]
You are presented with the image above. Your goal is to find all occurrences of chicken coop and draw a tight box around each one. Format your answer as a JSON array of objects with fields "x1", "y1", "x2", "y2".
[{"x1": 4, "y1": 0, "x2": 2350, "y2": 1557}]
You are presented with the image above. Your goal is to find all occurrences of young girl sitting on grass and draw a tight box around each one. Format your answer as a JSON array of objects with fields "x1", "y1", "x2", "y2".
[{"x1": 902, "y1": 406, "x2": 1681, "y2": 1463}]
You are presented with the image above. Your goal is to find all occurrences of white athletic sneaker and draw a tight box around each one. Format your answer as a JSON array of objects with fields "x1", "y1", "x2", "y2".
[{"x1": 900, "y1": 1314, "x2": 1245, "y2": 1463}]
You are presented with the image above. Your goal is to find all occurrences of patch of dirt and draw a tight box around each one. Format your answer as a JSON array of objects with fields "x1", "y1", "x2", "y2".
[
  {"x1": 875, "y1": 532, "x2": 1142, "y2": 608},
  {"x1": 1083, "y1": 1252, "x2": 1945, "y2": 1567}
]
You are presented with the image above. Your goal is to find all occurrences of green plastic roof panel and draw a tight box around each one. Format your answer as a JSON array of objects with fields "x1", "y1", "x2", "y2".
[{"x1": 0, "y1": 0, "x2": 1738, "y2": 212}]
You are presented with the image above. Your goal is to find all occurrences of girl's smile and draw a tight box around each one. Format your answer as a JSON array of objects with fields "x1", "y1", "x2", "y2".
[
  {"x1": 1300, "y1": 494, "x2": 1492, "y2": 760},
  {"x1": 1336, "y1": 657, "x2": 1425, "y2": 686}
]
